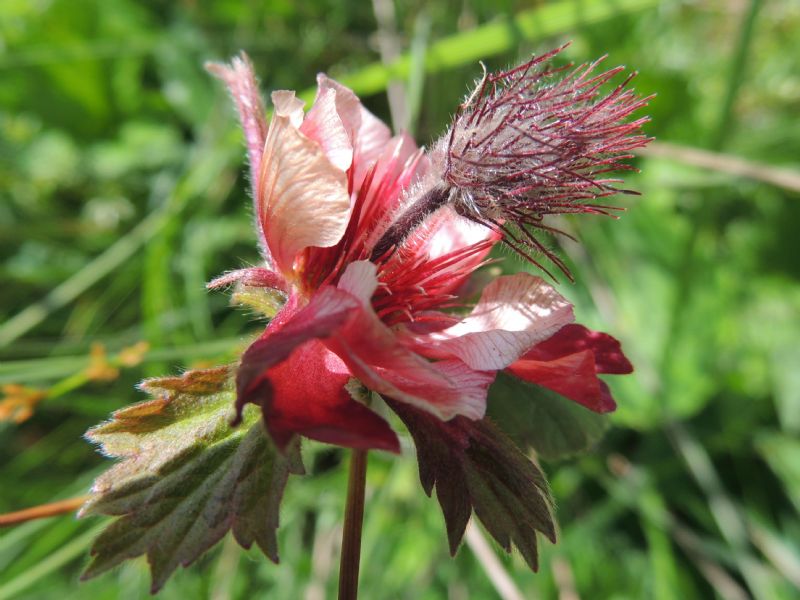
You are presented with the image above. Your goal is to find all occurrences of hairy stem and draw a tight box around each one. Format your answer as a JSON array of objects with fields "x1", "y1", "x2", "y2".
[
  {"x1": 338, "y1": 449, "x2": 368, "y2": 600},
  {"x1": 370, "y1": 185, "x2": 450, "y2": 260}
]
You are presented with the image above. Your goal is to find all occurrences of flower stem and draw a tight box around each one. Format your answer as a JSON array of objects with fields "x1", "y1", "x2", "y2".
[
  {"x1": 0, "y1": 495, "x2": 89, "y2": 527},
  {"x1": 338, "y1": 448, "x2": 368, "y2": 600}
]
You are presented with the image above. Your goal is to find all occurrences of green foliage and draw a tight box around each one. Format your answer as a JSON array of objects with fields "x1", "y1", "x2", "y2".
[
  {"x1": 2, "y1": 0, "x2": 800, "y2": 598},
  {"x1": 390, "y1": 400, "x2": 555, "y2": 570},
  {"x1": 81, "y1": 367, "x2": 304, "y2": 592},
  {"x1": 488, "y1": 373, "x2": 608, "y2": 460}
]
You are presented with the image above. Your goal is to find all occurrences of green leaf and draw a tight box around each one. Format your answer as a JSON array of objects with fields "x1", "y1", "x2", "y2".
[
  {"x1": 80, "y1": 366, "x2": 304, "y2": 593},
  {"x1": 755, "y1": 432, "x2": 800, "y2": 514},
  {"x1": 388, "y1": 399, "x2": 555, "y2": 571},
  {"x1": 488, "y1": 373, "x2": 609, "y2": 460}
]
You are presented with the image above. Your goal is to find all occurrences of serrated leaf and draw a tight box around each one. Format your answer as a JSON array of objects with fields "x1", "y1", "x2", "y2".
[
  {"x1": 388, "y1": 399, "x2": 555, "y2": 571},
  {"x1": 81, "y1": 366, "x2": 304, "y2": 592},
  {"x1": 488, "y1": 372, "x2": 609, "y2": 460}
]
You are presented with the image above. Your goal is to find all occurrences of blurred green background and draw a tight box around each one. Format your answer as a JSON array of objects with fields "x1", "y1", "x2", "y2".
[{"x1": 1, "y1": 0, "x2": 799, "y2": 598}]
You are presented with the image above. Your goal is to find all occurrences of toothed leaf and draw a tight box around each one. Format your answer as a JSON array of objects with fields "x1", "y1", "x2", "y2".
[
  {"x1": 488, "y1": 372, "x2": 609, "y2": 460},
  {"x1": 388, "y1": 399, "x2": 555, "y2": 571},
  {"x1": 81, "y1": 366, "x2": 304, "y2": 592}
]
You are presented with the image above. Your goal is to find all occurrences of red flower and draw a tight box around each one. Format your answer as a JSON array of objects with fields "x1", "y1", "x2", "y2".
[{"x1": 208, "y1": 50, "x2": 638, "y2": 453}]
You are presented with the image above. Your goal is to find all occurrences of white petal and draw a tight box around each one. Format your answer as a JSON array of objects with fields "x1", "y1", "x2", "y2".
[
  {"x1": 270, "y1": 90, "x2": 305, "y2": 128},
  {"x1": 337, "y1": 260, "x2": 379, "y2": 304},
  {"x1": 420, "y1": 273, "x2": 574, "y2": 370},
  {"x1": 300, "y1": 87, "x2": 354, "y2": 172},
  {"x1": 258, "y1": 103, "x2": 350, "y2": 275}
]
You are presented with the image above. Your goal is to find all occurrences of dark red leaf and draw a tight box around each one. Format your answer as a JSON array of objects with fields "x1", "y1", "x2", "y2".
[{"x1": 388, "y1": 400, "x2": 556, "y2": 571}]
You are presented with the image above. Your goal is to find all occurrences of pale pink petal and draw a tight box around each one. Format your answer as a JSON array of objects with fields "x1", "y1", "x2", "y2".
[
  {"x1": 300, "y1": 87, "x2": 353, "y2": 172},
  {"x1": 337, "y1": 259, "x2": 380, "y2": 302},
  {"x1": 370, "y1": 132, "x2": 422, "y2": 196},
  {"x1": 386, "y1": 205, "x2": 497, "y2": 297},
  {"x1": 352, "y1": 107, "x2": 393, "y2": 188},
  {"x1": 257, "y1": 95, "x2": 351, "y2": 276},
  {"x1": 271, "y1": 90, "x2": 305, "y2": 127},
  {"x1": 316, "y1": 75, "x2": 392, "y2": 188},
  {"x1": 330, "y1": 261, "x2": 495, "y2": 420},
  {"x1": 414, "y1": 273, "x2": 574, "y2": 370},
  {"x1": 362, "y1": 134, "x2": 428, "y2": 251},
  {"x1": 315, "y1": 74, "x2": 362, "y2": 142},
  {"x1": 423, "y1": 207, "x2": 498, "y2": 260}
]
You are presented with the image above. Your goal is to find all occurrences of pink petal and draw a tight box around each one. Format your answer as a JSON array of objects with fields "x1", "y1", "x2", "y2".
[
  {"x1": 330, "y1": 261, "x2": 495, "y2": 420},
  {"x1": 507, "y1": 350, "x2": 617, "y2": 413},
  {"x1": 381, "y1": 205, "x2": 497, "y2": 299},
  {"x1": 238, "y1": 261, "x2": 494, "y2": 427},
  {"x1": 236, "y1": 292, "x2": 399, "y2": 451},
  {"x1": 257, "y1": 91, "x2": 351, "y2": 276},
  {"x1": 271, "y1": 90, "x2": 305, "y2": 127},
  {"x1": 422, "y1": 208, "x2": 498, "y2": 261},
  {"x1": 360, "y1": 133, "x2": 426, "y2": 246},
  {"x1": 300, "y1": 87, "x2": 354, "y2": 172},
  {"x1": 264, "y1": 339, "x2": 400, "y2": 452},
  {"x1": 521, "y1": 323, "x2": 633, "y2": 374},
  {"x1": 236, "y1": 290, "x2": 358, "y2": 416},
  {"x1": 314, "y1": 75, "x2": 362, "y2": 142},
  {"x1": 414, "y1": 273, "x2": 574, "y2": 370},
  {"x1": 316, "y1": 75, "x2": 392, "y2": 190}
]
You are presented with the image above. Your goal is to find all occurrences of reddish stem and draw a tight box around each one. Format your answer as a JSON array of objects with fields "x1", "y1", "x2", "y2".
[
  {"x1": 338, "y1": 449, "x2": 368, "y2": 600},
  {"x1": 0, "y1": 495, "x2": 88, "y2": 527}
]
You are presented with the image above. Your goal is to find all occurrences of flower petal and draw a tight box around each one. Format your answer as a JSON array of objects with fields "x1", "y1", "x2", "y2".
[
  {"x1": 520, "y1": 324, "x2": 633, "y2": 374},
  {"x1": 414, "y1": 273, "x2": 574, "y2": 370},
  {"x1": 236, "y1": 291, "x2": 358, "y2": 418},
  {"x1": 507, "y1": 350, "x2": 616, "y2": 413},
  {"x1": 257, "y1": 92, "x2": 351, "y2": 275},
  {"x1": 264, "y1": 339, "x2": 400, "y2": 452},
  {"x1": 505, "y1": 324, "x2": 632, "y2": 413},
  {"x1": 271, "y1": 90, "x2": 305, "y2": 127},
  {"x1": 236, "y1": 293, "x2": 399, "y2": 451},
  {"x1": 330, "y1": 261, "x2": 495, "y2": 420},
  {"x1": 300, "y1": 87, "x2": 353, "y2": 172},
  {"x1": 316, "y1": 75, "x2": 392, "y2": 189},
  {"x1": 422, "y1": 208, "x2": 498, "y2": 261}
]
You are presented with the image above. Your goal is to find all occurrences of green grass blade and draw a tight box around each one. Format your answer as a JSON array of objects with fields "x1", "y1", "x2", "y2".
[{"x1": 339, "y1": 0, "x2": 660, "y2": 96}]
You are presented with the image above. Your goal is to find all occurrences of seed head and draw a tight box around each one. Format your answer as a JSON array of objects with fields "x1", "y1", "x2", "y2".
[{"x1": 429, "y1": 45, "x2": 652, "y2": 276}]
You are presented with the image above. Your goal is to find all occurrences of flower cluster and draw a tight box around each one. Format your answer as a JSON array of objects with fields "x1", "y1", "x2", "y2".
[{"x1": 207, "y1": 46, "x2": 645, "y2": 454}]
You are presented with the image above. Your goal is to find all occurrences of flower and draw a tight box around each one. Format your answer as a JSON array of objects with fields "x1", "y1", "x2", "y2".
[
  {"x1": 207, "y1": 50, "x2": 638, "y2": 454},
  {"x1": 373, "y1": 45, "x2": 652, "y2": 277}
]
